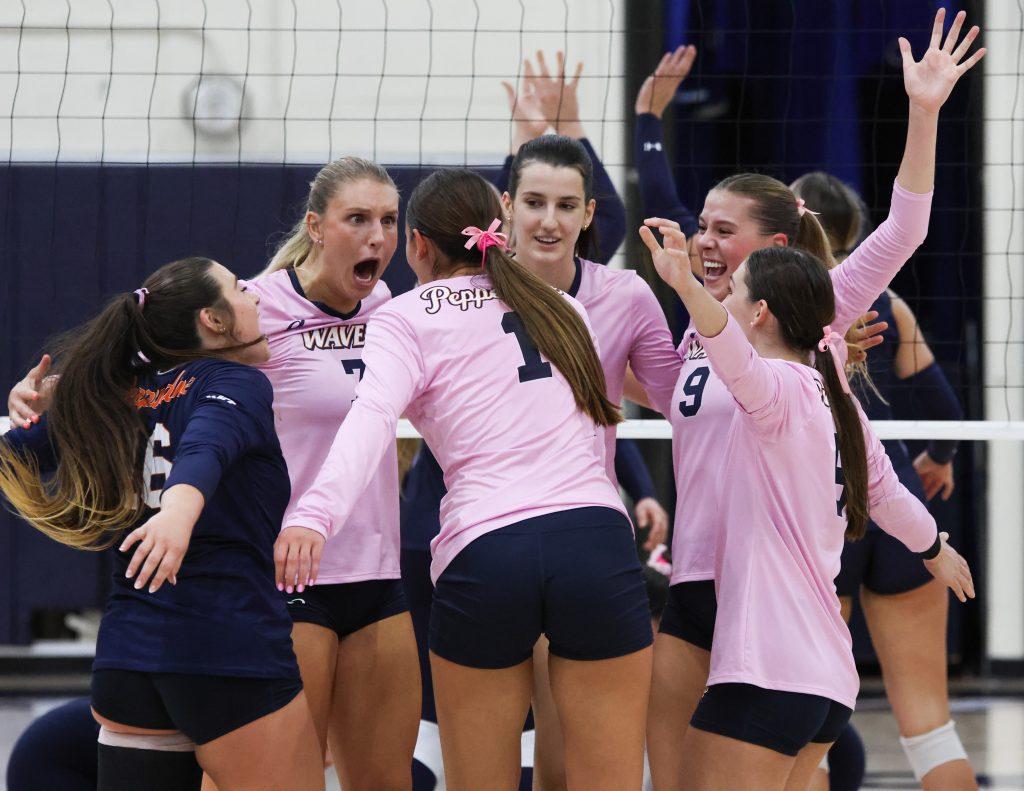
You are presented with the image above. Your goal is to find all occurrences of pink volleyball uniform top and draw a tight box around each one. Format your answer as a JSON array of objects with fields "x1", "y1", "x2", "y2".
[
  {"x1": 700, "y1": 315, "x2": 937, "y2": 707},
  {"x1": 669, "y1": 181, "x2": 932, "y2": 584},
  {"x1": 571, "y1": 258, "x2": 680, "y2": 483},
  {"x1": 285, "y1": 274, "x2": 627, "y2": 583},
  {"x1": 250, "y1": 269, "x2": 400, "y2": 584}
]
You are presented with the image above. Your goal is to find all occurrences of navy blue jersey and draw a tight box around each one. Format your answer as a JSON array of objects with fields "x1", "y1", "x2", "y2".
[{"x1": 5, "y1": 359, "x2": 297, "y2": 679}]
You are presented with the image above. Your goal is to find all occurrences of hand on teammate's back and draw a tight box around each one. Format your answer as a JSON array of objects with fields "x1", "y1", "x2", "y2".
[
  {"x1": 8, "y1": 354, "x2": 53, "y2": 427},
  {"x1": 635, "y1": 44, "x2": 697, "y2": 119},
  {"x1": 924, "y1": 532, "x2": 974, "y2": 603},
  {"x1": 635, "y1": 497, "x2": 669, "y2": 551},
  {"x1": 847, "y1": 311, "x2": 888, "y2": 365},
  {"x1": 914, "y1": 451, "x2": 956, "y2": 501}
]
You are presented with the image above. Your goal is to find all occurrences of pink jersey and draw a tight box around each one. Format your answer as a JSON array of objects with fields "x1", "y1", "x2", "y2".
[
  {"x1": 251, "y1": 269, "x2": 400, "y2": 584},
  {"x1": 572, "y1": 259, "x2": 679, "y2": 483},
  {"x1": 286, "y1": 274, "x2": 627, "y2": 583},
  {"x1": 669, "y1": 181, "x2": 932, "y2": 584},
  {"x1": 701, "y1": 315, "x2": 936, "y2": 707}
]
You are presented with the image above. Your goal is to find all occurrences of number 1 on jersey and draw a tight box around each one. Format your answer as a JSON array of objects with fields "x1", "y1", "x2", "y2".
[{"x1": 502, "y1": 312, "x2": 553, "y2": 383}]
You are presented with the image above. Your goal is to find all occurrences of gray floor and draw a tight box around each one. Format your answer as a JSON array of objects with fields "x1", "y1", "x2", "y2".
[{"x1": 1, "y1": 695, "x2": 1021, "y2": 790}]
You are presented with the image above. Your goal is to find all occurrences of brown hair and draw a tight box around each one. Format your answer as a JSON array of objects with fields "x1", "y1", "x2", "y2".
[
  {"x1": 406, "y1": 168, "x2": 620, "y2": 427},
  {"x1": 713, "y1": 173, "x2": 836, "y2": 268},
  {"x1": 789, "y1": 172, "x2": 867, "y2": 258},
  {"x1": 744, "y1": 246, "x2": 869, "y2": 540},
  {"x1": 263, "y1": 156, "x2": 397, "y2": 274},
  {"x1": 507, "y1": 135, "x2": 598, "y2": 261},
  {"x1": 0, "y1": 257, "x2": 253, "y2": 550}
]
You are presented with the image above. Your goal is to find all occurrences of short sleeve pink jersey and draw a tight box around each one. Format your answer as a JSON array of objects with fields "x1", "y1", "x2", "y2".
[
  {"x1": 669, "y1": 181, "x2": 932, "y2": 584},
  {"x1": 571, "y1": 259, "x2": 680, "y2": 483},
  {"x1": 285, "y1": 274, "x2": 626, "y2": 583},
  {"x1": 699, "y1": 315, "x2": 937, "y2": 708},
  {"x1": 250, "y1": 269, "x2": 400, "y2": 584}
]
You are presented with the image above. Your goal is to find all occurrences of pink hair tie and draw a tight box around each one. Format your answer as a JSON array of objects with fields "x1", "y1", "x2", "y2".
[
  {"x1": 134, "y1": 288, "x2": 149, "y2": 309},
  {"x1": 818, "y1": 325, "x2": 851, "y2": 395},
  {"x1": 461, "y1": 218, "x2": 509, "y2": 267},
  {"x1": 796, "y1": 197, "x2": 820, "y2": 218}
]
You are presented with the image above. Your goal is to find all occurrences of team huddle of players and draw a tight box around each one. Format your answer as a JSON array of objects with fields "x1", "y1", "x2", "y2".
[{"x1": 0, "y1": 9, "x2": 986, "y2": 791}]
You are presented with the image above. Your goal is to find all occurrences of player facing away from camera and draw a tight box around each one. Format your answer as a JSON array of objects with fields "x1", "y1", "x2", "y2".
[
  {"x1": 642, "y1": 230, "x2": 974, "y2": 791},
  {"x1": 0, "y1": 257, "x2": 323, "y2": 791},
  {"x1": 277, "y1": 168, "x2": 655, "y2": 791}
]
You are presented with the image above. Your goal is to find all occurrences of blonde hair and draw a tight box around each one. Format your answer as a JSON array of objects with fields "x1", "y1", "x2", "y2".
[{"x1": 263, "y1": 157, "x2": 396, "y2": 275}]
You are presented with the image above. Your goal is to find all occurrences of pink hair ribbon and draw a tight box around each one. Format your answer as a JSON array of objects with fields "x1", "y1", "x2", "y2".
[
  {"x1": 461, "y1": 218, "x2": 509, "y2": 266},
  {"x1": 134, "y1": 287, "x2": 149, "y2": 308},
  {"x1": 796, "y1": 198, "x2": 820, "y2": 218},
  {"x1": 818, "y1": 325, "x2": 851, "y2": 395}
]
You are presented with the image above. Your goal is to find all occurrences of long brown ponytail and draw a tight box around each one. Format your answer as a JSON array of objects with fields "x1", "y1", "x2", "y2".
[
  {"x1": 406, "y1": 168, "x2": 620, "y2": 427},
  {"x1": 744, "y1": 246, "x2": 869, "y2": 540},
  {"x1": 0, "y1": 257, "x2": 249, "y2": 549}
]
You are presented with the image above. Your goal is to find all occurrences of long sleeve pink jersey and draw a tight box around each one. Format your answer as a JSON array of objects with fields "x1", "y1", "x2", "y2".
[
  {"x1": 285, "y1": 274, "x2": 626, "y2": 583},
  {"x1": 250, "y1": 269, "x2": 400, "y2": 584},
  {"x1": 669, "y1": 181, "x2": 932, "y2": 584},
  {"x1": 700, "y1": 315, "x2": 937, "y2": 708},
  {"x1": 571, "y1": 258, "x2": 680, "y2": 483}
]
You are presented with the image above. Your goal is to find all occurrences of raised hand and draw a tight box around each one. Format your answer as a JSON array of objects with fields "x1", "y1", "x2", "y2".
[
  {"x1": 640, "y1": 218, "x2": 693, "y2": 290},
  {"x1": 502, "y1": 71, "x2": 549, "y2": 153},
  {"x1": 847, "y1": 310, "x2": 888, "y2": 364},
  {"x1": 8, "y1": 354, "x2": 54, "y2": 428},
  {"x1": 635, "y1": 45, "x2": 697, "y2": 118},
  {"x1": 900, "y1": 9, "x2": 985, "y2": 116},
  {"x1": 526, "y1": 50, "x2": 585, "y2": 138}
]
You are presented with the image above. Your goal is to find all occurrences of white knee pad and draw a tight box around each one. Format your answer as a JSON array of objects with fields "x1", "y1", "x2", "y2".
[
  {"x1": 899, "y1": 720, "x2": 968, "y2": 781},
  {"x1": 98, "y1": 726, "x2": 195, "y2": 752}
]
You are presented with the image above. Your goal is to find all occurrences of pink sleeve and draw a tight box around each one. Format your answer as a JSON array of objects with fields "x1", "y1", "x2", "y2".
[
  {"x1": 284, "y1": 307, "x2": 425, "y2": 538},
  {"x1": 699, "y1": 314, "x2": 787, "y2": 434},
  {"x1": 830, "y1": 181, "x2": 932, "y2": 335},
  {"x1": 858, "y1": 403, "x2": 937, "y2": 553},
  {"x1": 628, "y1": 275, "x2": 682, "y2": 417}
]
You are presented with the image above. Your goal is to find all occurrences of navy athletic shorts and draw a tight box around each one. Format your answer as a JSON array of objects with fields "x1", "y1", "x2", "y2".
[
  {"x1": 430, "y1": 506, "x2": 653, "y2": 669},
  {"x1": 834, "y1": 529, "x2": 933, "y2": 597},
  {"x1": 286, "y1": 578, "x2": 408, "y2": 639},
  {"x1": 91, "y1": 669, "x2": 302, "y2": 746},
  {"x1": 691, "y1": 682, "x2": 852, "y2": 756},
  {"x1": 658, "y1": 580, "x2": 718, "y2": 651}
]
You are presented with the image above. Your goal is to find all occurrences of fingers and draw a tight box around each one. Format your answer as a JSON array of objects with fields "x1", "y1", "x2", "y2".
[
  {"x1": 653, "y1": 50, "x2": 672, "y2": 78},
  {"x1": 951, "y1": 25, "x2": 980, "y2": 64},
  {"x1": 636, "y1": 505, "x2": 650, "y2": 528},
  {"x1": 679, "y1": 44, "x2": 697, "y2": 76},
  {"x1": 568, "y1": 59, "x2": 583, "y2": 91},
  {"x1": 535, "y1": 50, "x2": 550, "y2": 79},
  {"x1": 940, "y1": 478, "x2": 955, "y2": 501},
  {"x1": 644, "y1": 217, "x2": 681, "y2": 231},
  {"x1": 859, "y1": 334, "x2": 884, "y2": 351},
  {"x1": 274, "y1": 539, "x2": 289, "y2": 591},
  {"x1": 28, "y1": 354, "x2": 52, "y2": 389},
  {"x1": 942, "y1": 10, "x2": 966, "y2": 53},
  {"x1": 961, "y1": 560, "x2": 975, "y2": 599},
  {"x1": 502, "y1": 80, "x2": 516, "y2": 110},
  {"x1": 295, "y1": 543, "x2": 311, "y2": 593},
  {"x1": 120, "y1": 526, "x2": 146, "y2": 554},
  {"x1": 523, "y1": 58, "x2": 536, "y2": 83},
  {"x1": 638, "y1": 224, "x2": 664, "y2": 256},
  {"x1": 132, "y1": 543, "x2": 164, "y2": 591},
  {"x1": 148, "y1": 552, "x2": 181, "y2": 594},
  {"x1": 956, "y1": 46, "x2": 986, "y2": 76},
  {"x1": 283, "y1": 541, "x2": 301, "y2": 594},
  {"x1": 309, "y1": 542, "x2": 322, "y2": 587},
  {"x1": 929, "y1": 7, "x2": 945, "y2": 51},
  {"x1": 898, "y1": 37, "x2": 914, "y2": 72},
  {"x1": 555, "y1": 50, "x2": 565, "y2": 80}
]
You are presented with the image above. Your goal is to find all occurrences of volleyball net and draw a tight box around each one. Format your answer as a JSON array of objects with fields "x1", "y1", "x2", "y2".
[{"x1": 0, "y1": 0, "x2": 1022, "y2": 665}]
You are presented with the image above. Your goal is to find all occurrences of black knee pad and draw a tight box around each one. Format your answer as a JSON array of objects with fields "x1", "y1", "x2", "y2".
[{"x1": 97, "y1": 743, "x2": 202, "y2": 791}]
